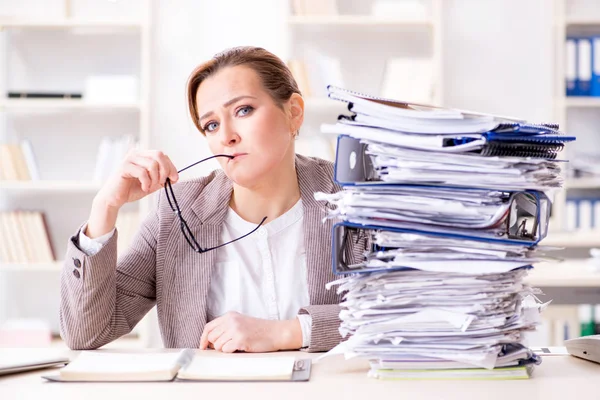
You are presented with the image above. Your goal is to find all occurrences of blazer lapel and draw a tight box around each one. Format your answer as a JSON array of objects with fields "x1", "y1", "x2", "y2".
[{"x1": 163, "y1": 172, "x2": 232, "y2": 346}]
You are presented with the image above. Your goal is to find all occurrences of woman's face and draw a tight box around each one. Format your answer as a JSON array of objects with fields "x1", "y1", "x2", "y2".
[{"x1": 195, "y1": 65, "x2": 302, "y2": 187}]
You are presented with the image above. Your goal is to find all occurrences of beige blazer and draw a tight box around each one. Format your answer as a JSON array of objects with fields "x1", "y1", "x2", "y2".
[{"x1": 60, "y1": 155, "x2": 366, "y2": 352}]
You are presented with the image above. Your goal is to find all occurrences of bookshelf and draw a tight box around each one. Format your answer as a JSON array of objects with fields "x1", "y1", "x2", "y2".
[
  {"x1": 0, "y1": 2, "x2": 153, "y2": 347},
  {"x1": 0, "y1": 181, "x2": 103, "y2": 192},
  {"x1": 286, "y1": 0, "x2": 443, "y2": 162},
  {"x1": 287, "y1": 15, "x2": 433, "y2": 26},
  {"x1": 548, "y1": 0, "x2": 600, "y2": 247},
  {"x1": 0, "y1": 19, "x2": 143, "y2": 30},
  {"x1": 0, "y1": 98, "x2": 141, "y2": 111}
]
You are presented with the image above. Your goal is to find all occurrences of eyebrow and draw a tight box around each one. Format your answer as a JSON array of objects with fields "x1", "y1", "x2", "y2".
[{"x1": 198, "y1": 95, "x2": 258, "y2": 124}]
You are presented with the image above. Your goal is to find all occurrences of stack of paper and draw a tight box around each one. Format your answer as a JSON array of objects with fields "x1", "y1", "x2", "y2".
[
  {"x1": 322, "y1": 86, "x2": 575, "y2": 191},
  {"x1": 316, "y1": 86, "x2": 575, "y2": 379}
]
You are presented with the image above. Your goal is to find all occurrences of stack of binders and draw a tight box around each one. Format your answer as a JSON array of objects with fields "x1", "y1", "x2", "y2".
[{"x1": 316, "y1": 86, "x2": 575, "y2": 380}]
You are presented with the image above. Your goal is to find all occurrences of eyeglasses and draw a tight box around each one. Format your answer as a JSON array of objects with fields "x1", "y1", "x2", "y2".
[{"x1": 164, "y1": 154, "x2": 267, "y2": 253}]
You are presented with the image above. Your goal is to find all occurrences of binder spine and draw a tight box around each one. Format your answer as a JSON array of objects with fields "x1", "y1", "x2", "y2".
[
  {"x1": 577, "y1": 37, "x2": 592, "y2": 96},
  {"x1": 566, "y1": 37, "x2": 578, "y2": 96},
  {"x1": 592, "y1": 36, "x2": 600, "y2": 97}
]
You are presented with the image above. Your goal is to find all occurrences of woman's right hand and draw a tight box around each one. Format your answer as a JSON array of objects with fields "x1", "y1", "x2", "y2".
[
  {"x1": 97, "y1": 150, "x2": 180, "y2": 209},
  {"x1": 86, "y1": 150, "x2": 179, "y2": 239}
]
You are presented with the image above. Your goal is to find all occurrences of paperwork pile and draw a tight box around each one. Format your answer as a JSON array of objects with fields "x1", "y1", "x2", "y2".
[{"x1": 316, "y1": 86, "x2": 575, "y2": 380}]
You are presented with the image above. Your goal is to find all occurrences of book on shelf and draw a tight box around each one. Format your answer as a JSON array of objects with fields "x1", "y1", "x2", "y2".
[
  {"x1": 380, "y1": 57, "x2": 435, "y2": 104},
  {"x1": 304, "y1": 49, "x2": 344, "y2": 98},
  {"x1": 94, "y1": 135, "x2": 136, "y2": 182},
  {"x1": 291, "y1": 0, "x2": 338, "y2": 16},
  {"x1": 7, "y1": 92, "x2": 83, "y2": 99},
  {"x1": 288, "y1": 59, "x2": 312, "y2": 97},
  {"x1": 0, "y1": 140, "x2": 40, "y2": 181},
  {"x1": 83, "y1": 75, "x2": 139, "y2": 105},
  {"x1": 0, "y1": 211, "x2": 55, "y2": 264},
  {"x1": 565, "y1": 35, "x2": 600, "y2": 97},
  {"x1": 288, "y1": 51, "x2": 344, "y2": 99},
  {"x1": 43, "y1": 350, "x2": 309, "y2": 382}
]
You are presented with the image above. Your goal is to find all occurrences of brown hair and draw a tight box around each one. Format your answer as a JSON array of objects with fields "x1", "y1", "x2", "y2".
[{"x1": 186, "y1": 46, "x2": 301, "y2": 135}]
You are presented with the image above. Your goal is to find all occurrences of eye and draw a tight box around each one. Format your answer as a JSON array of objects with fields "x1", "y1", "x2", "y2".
[
  {"x1": 203, "y1": 121, "x2": 219, "y2": 133},
  {"x1": 236, "y1": 105, "x2": 254, "y2": 117}
]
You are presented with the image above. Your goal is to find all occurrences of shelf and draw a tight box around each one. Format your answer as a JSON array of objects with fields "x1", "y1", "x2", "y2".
[
  {"x1": 0, "y1": 180, "x2": 103, "y2": 193},
  {"x1": 288, "y1": 15, "x2": 432, "y2": 26},
  {"x1": 0, "y1": 99, "x2": 140, "y2": 111},
  {"x1": 304, "y1": 97, "x2": 347, "y2": 110},
  {"x1": 563, "y1": 97, "x2": 600, "y2": 108},
  {"x1": 565, "y1": 177, "x2": 600, "y2": 189},
  {"x1": 0, "y1": 19, "x2": 143, "y2": 30},
  {"x1": 540, "y1": 231, "x2": 600, "y2": 247},
  {"x1": 565, "y1": 18, "x2": 600, "y2": 26},
  {"x1": 525, "y1": 260, "x2": 600, "y2": 287},
  {"x1": 0, "y1": 261, "x2": 62, "y2": 271}
]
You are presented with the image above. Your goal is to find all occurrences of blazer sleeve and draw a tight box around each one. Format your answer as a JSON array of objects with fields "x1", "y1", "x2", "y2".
[
  {"x1": 298, "y1": 304, "x2": 344, "y2": 352},
  {"x1": 297, "y1": 223, "x2": 370, "y2": 353},
  {"x1": 59, "y1": 199, "x2": 160, "y2": 350}
]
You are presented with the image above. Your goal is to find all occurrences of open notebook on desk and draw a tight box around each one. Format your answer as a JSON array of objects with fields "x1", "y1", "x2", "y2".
[{"x1": 42, "y1": 349, "x2": 311, "y2": 382}]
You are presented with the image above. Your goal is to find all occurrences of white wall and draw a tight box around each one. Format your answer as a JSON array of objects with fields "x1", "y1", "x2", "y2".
[
  {"x1": 150, "y1": 0, "x2": 290, "y2": 178},
  {"x1": 442, "y1": 0, "x2": 554, "y2": 122},
  {"x1": 150, "y1": 0, "x2": 558, "y2": 166}
]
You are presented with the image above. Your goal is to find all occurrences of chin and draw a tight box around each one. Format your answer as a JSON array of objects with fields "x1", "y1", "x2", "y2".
[{"x1": 225, "y1": 165, "x2": 265, "y2": 188}]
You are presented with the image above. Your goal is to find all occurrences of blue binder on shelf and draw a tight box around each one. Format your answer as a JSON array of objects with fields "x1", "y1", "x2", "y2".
[
  {"x1": 577, "y1": 36, "x2": 592, "y2": 96},
  {"x1": 592, "y1": 36, "x2": 600, "y2": 97},
  {"x1": 566, "y1": 37, "x2": 578, "y2": 96}
]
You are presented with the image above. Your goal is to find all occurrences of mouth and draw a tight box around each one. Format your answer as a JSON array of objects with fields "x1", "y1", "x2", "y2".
[{"x1": 228, "y1": 153, "x2": 248, "y2": 162}]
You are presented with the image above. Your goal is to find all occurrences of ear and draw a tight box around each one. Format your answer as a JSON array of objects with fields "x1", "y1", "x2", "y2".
[{"x1": 287, "y1": 93, "x2": 304, "y2": 133}]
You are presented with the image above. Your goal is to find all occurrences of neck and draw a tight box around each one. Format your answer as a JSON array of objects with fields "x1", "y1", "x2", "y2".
[{"x1": 230, "y1": 154, "x2": 300, "y2": 224}]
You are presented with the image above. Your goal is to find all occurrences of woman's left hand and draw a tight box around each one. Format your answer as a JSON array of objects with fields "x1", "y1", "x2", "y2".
[{"x1": 199, "y1": 311, "x2": 302, "y2": 353}]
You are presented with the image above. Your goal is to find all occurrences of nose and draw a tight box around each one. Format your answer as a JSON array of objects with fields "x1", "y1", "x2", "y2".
[{"x1": 219, "y1": 120, "x2": 239, "y2": 147}]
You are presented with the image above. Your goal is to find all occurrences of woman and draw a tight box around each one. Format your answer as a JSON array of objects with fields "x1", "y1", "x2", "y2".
[{"x1": 60, "y1": 46, "x2": 365, "y2": 353}]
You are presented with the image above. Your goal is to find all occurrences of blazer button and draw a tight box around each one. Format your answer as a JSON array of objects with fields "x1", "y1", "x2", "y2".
[
  {"x1": 73, "y1": 258, "x2": 81, "y2": 268},
  {"x1": 73, "y1": 269, "x2": 81, "y2": 279}
]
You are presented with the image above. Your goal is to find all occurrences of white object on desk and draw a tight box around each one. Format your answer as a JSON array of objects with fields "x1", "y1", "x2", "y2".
[{"x1": 565, "y1": 335, "x2": 600, "y2": 364}]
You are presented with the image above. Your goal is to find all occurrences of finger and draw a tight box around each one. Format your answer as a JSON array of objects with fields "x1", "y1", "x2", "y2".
[
  {"x1": 221, "y1": 338, "x2": 240, "y2": 354},
  {"x1": 121, "y1": 163, "x2": 152, "y2": 192},
  {"x1": 200, "y1": 318, "x2": 222, "y2": 350},
  {"x1": 207, "y1": 326, "x2": 226, "y2": 346},
  {"x1": 213, "y1": 332, "x2": 234, "y2": 352},
  {"x1": 141, "y1": 150, "x2": 179, "y2": 184},
  {"x1": 129, "y1": 155, "x2": 160, "y2": 189},
  {"x1": 158, "y1": 152, "x2": 179, "y2": 183}
]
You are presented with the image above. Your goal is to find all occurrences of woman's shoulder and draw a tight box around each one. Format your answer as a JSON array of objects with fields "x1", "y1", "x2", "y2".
[{"x1": 295, "y1": 154, "x2": 341, "y2": 194}]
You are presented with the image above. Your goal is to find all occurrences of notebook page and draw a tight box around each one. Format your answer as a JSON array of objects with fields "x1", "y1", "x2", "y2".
[
  {"x1": 178, "y1": 356, "x2": 296, "y2": 381},
  {"x1": 59, "y1": 350, "x2": 190, "y2": 380}
]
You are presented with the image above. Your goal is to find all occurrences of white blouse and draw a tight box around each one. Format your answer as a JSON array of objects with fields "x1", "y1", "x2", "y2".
[{"x1": 79, "y1": 199, "x2": 312, "y2": 348}]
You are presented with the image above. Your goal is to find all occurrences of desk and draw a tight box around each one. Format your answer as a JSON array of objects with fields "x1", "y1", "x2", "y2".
[{"x1": 1, "y1": 350, "x2": 599, "y2": 400}]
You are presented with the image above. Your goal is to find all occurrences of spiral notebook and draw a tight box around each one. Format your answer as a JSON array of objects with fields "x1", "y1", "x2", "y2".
[{"x1": 478, "y1": 142, "x2": 565, "y2": 159}]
